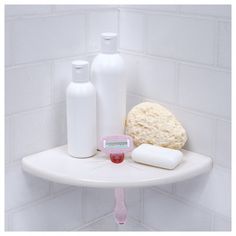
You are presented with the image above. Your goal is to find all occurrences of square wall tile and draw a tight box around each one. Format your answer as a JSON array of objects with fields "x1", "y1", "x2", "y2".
[
  {"x1": 5, "y1": 163, "x2": 50, "y2": 210},
  {"x1": 175, "y1": 165, "x2": 231, "y2": 217},
  {"x1": 87, "y1": 10, "x2": 118, "y2": 52},
  {"x1": 11, "y1": 189, "x2": 83, "y2": 231},
  {"x1": 122, "y1": 54, "x2": 141, "y2": 94},
  {"x1": 143, "y1": 188, "x2": 212, "y2": 230},
  {"x1": 12, "y1": 103, "x2": 66, "y2": 161},
  {"x1": 5, "y1": 63, "x2": 52, "y2": 115},
  {"x1": 170, "y1": 106, "x2": 215, "y2": 156},
  {"x1": 180, "y1": 5, "x2": 231, "y2": 18},
  {"x1": 7, "y1": 14, "x2": 85, "y2": 65},
  {"x1": 178, "y1": 64, "x2": 231, "y2": 118},
  {"x1": 138, "y1": 57, "x2": 177, "y2": 103},
  {"x1": 5, "y1": 5, "x2": 52, "y2": 17},
  {"x1": 215, "y1": 120, "x2": 231, "y2": 169},
  {"x1": 123, "y1": 54, "x2": 177, "y2": 103},
  {"x1": 120, "y1": 11, "x2": 145, "y2": 52},
  {"x1": 218, "y1": 21, "x2": 231, "y2": 69},
  {"x1": 147, "y1": 14, "x2": 216, "y2": 64},
  {"x1": 83, "y1": 188, "x2": 114, "y2": 223}
]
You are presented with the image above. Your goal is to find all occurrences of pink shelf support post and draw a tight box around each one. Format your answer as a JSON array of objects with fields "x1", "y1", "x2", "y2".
[{"x1": 114, "y1": 187, "x2": 127, "y2": 224}]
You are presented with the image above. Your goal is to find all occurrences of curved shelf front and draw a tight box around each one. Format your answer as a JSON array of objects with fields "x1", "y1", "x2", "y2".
[{"x1": 22, "y1": 145, "x2": 212, "y2": 188}]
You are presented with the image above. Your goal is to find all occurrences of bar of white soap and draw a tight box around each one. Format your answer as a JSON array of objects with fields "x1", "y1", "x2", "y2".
[{"x1": 131, "y1": 144, "x2": 183, "y2": 170}]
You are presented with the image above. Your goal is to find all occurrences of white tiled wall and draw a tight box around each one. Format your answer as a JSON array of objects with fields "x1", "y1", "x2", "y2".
[
  {"x1": 5, "y1": 5, "x2": 121, "y2": 231},
  {"x1": 119, "y1": 4, "x2": 231, "y2": 231},
  {"x1": 5, "y1": 4, "x2": 231, "y2": 231},
  {"x1": 143, "y1": 188, "x2": 213, "y2": 231}
]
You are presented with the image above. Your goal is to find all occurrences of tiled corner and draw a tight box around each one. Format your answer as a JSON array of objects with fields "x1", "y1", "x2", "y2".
[
  {"x1": 51, "y1": 183, "x2": 72, "y2": 194},
  {"x1": 126, "y1": 93, "x2": 143, "y2": 113},
  {"x1": 143, "y1": 188, "x2": 212, "y2": 230},
  {"x1": 87, "y1": 10, "x2": 118, "y2": 52},
  {"x1": 152, "y1": 184, "x2": 174, "y2": 194},
  {"x1": 5, "y1": 163, "x2": 50, "y2": 210},
  {"x1": 175, "y1": 165, "x2": 231, "y2": 217},
  {"x1": 10, "y1": 189, "x2": 83, "y2": 231},
  {"x1": 147, "y1": 14, "x2": 216, "y2": 64},
  {"x1": 119, "y1": 11, "x2": 145, "y2": 52},
  {"x1": 178, "y1": 64, "x2": 231, "y2": 118},
  {"x1": 5, "y1": 63, "x2": 52, "y2": 115},
  {"x1": 4, "y1": 5, "x2": 231, "y2": 232},
  {"x1": 79, "y1": 213, "x2": 118, "y2": 231},
  {"x1": 122, "y1": 54, "x2": 141, "y2": 94},
  {"x1": 79, "y1": 213, "x2": 149, "y2": 231}
]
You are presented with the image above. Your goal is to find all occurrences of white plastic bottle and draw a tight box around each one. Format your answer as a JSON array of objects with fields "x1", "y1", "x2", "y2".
[
  {"x1": 91, "y1": 33, "x2": 126, "y2": 145},
  {"x1": 66, "y1": 60, "x2": 96, "y2": 158}
]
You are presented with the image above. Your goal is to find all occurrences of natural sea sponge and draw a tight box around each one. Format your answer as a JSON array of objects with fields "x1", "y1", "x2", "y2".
[{"x1": 125, "y1": 102, "x2": 187, "y2": 149}]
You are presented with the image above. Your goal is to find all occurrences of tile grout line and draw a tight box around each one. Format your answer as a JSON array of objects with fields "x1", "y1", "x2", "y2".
[
  {"x1": 6, "y1": 187, "x2": 80, "y2": 215},
  {"x1": 120, "y1": 49, "x2": 231, "y2": 72},
  {"x1": 5, "y1": 52, "x2": 98, "y2": 70},
  {"x1": 5, "y1": 7, "x2": 119, "y2": 21},
  {"x1": 119, "y1": 7, "x2": 231, "y2": 22},
  {"x1": 149, "y1": 187, "x2": 214, "y2": 219},
  {"x1": 126, "y1": 91, "x2": 231, "y2": 123}
]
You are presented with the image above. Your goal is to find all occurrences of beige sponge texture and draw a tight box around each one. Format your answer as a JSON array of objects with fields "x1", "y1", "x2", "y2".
[{"x1": 125, "y1": 102, "x2": 187, "y2": 149}]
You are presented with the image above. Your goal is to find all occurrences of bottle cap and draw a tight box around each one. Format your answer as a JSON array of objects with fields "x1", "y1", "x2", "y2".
[
  {"x1": 72, "y1": 60, "x2": 89, "y2": 82},
  {"x1": 101, "y1": 32, "x2": 117, "y2": 54}
]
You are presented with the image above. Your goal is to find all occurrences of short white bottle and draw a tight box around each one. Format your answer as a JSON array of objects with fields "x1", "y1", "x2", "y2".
[
  {"x1": 91, "y1": 33, "x2": 126, "y2": 145},
  {"x1": 66, "y1": 60, "x2": 96, "y2": 158}
]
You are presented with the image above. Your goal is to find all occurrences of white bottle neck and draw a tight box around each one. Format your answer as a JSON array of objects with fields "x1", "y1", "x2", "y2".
[
  {"x1": 72, "y1": 60, "x2": 89, "y2": 82},
  {"x1": 101, "y1": 33, "x2": 117, "y2": 54}
]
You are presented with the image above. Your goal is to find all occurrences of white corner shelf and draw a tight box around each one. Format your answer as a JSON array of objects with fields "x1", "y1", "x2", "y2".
[{"x1": 22, "y1": 145, "x2": 212, "y2": 188}]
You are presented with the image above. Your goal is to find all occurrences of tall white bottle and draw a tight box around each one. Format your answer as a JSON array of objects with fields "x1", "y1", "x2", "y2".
[
  {"x1": 66, "y1": 60, "x2": 96, "y2": 158},
  {"x1": 91, "y1": 33, "x2": 126, "y2": 145}
]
